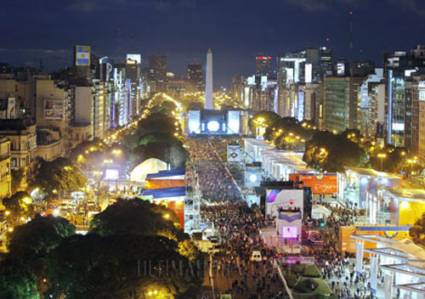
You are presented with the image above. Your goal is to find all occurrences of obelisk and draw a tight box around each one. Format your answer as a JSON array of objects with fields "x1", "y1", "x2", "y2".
[{"x1": 205, "y1": 49, "x2": 213, "y2": 110}]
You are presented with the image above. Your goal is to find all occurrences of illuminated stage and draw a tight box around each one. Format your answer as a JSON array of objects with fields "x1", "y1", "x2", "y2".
[{"x1": 187, "y1": 109, "x2": 242, "y2": 135}]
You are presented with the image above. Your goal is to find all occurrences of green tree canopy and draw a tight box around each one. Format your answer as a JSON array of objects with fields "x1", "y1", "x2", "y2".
[
  {"x1": 90, "y1": 199, "x2": 184, "y2": 241},
  {"x1": 32, "y1": 158, "x2": 87, "y2": 196},
  {"x1": 303, "y1": 131, "x2": 368, "y2": 172},
  {"x1": 8, "y1": 215, "x2": 75, "y2": 259},
  {"x1": 410, "y1": 213, "x2": 425, "y2": 246},
  {"x1": 0, "y1": 258, "x2": 39, "y2": 299},
  {"x1": 47, "y1": 234, "x2": 199, "y2": 299}
]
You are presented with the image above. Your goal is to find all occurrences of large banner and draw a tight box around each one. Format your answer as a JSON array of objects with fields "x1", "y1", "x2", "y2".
[
  {"x1": 227, "y1": 144, "x2": 241, "y2": 162},
  {"x1": 75, "y1": 45, "x2": 91, "y2": 66},
  {"x1": 289, "y1": 173, "x2": 337, "y2": 195},
  {"x1": 44, "y1": 99, "x2": 64, "y2": 120}
]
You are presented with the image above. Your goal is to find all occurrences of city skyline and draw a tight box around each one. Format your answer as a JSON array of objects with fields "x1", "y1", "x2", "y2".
[{"x1": 2, "y1": 0, "x2": 425, "y2": 87}]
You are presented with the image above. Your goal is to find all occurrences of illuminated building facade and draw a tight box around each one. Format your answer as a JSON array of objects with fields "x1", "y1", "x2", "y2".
[
  {"x1": 256, "y1": 56, "x2": 272, "y2": 76},
  {"x1": 323, "y1": 76, "x2": 363, "y2": 133}
]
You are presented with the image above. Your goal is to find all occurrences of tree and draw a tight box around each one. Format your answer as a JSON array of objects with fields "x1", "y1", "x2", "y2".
[
  {"x1": 410, "y1": 213, "x2": 425, "y2": 246},
  {"x1": 0, "y1": 216, "x2": 74, "y2": 299},
  {"x1": 2, "y1": 191, "x2": 33, "y2": 226},
  {"x1": 132, "y1": 139, "x2": 187, "y2": 169},
  {"x1": 303, "y1": 131, "x2": 368, "y2": 172},
  {"x1": 11, "y1": 168, "x2": 26, "y2": 194},
  {"x1": 32, "y1": 157, "x2": 87, "y2": 196},
  {"x1": 249, "y1": 111, "x2": 281, "y2": 133},
  {"x1": 47, "y1": 234, "x2": 200, "y2": 299},
  {"x1": 0, "y1": 258, "x2": 39, "y2": 299},
  {"x1": 8, "y1": 215, "x2": 75, "y2": 258},
  {"x1": 90, "y1": 199, "x2": 184, "y2": 241}
]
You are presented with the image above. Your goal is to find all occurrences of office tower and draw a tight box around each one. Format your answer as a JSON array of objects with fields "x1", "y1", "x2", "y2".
[
  {"x1": 319, "y1": 47, "x2": 333, "y2": 77},
  {"x1": 406, "y1": 75, "x2": 425, "y2": 160},
  {"x1": 242, "y1": 75, "x2": 277, "y2": 112},
  {"x1": 187, "y1": 63, "x2": 204, "y2": 91},
  {"x1": 148, "y1": 55, "x2": 167, "y2": 92},
  {"x1": 322, "y1": 76, "x2": 363, "y2": 133},
  {"x1": 256, "y1": 56, "x2": 273, "y2": 76},
  {"x1": 385, "y1": 45, "x2": 425, "y2": 147},
  {"x1": 350, "y1": 61, "x2": 375, "y2": 77},
  {"x1": 205, "y1": 49, "x2": 213, "y2": 110},
  {"x1": 98, "y1": 56, "x2": 114, "y2": 82},
  {"x1": 231, "y1": 75, "x2": 245, "y2": 105},
  {"x1": 358, "y1": 69, "x2": 385, "y2": 137},
  {"x1": 126, "y1": 54, "x2": 141, "y2": 83}
]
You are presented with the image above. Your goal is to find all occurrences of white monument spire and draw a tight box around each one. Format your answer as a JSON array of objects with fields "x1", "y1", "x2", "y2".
[{"x1": 205, "y1": 48, "x2": 213, "y2": 110}]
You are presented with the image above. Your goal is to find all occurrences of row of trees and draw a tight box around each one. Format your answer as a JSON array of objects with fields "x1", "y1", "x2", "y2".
[
  {"x1": 251, "y1": 112, "x2": 424, "y2": 174},
  {"x1": 0, "y1": 199, "x2": 202, "y2": 299},
  {"x1": 123, "y1": 102, "x2": 188, "y2": 169}
]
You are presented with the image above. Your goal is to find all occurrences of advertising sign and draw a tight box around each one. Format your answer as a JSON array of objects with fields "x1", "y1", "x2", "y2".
[
  {"x1": 126, "y1": 54, "x2": 141, "y2": 64},
  {"x1": 44, "y1": 99, "x2": 64, "y2": 120},
  {"x1": 289, "y1": 173, "x2": 337, "y2": 195},
  {"x1": 267, "y1": 189, "x2": 304, "y2": 241},
  {"x1": 75, "y1": 45, "x2": 91, "y2": 66},
  {"x1": 227, "y1": 144, "x2": 241, "y2": 162},
  {"x1": 7, "y1": 97, "x2": 16, "y2": 119},
  {"x1": 227, "y1": 110, "x2": 241, "y2": 134},
  {"x1": 266, "y1": 189, "x2": 304, "y2": 218}
]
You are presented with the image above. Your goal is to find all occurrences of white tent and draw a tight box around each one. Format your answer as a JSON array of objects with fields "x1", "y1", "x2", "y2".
[{"x1": 130, "y1": 158, "x2": 167, "y2": 182}]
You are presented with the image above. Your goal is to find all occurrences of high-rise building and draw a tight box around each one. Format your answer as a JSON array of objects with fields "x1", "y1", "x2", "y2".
[
  {"x1": 322, "y1": 76, "x2": 363, "y2": 133},
  {"x1": 242, "y1": 75, "x2": 277, "y2": 112},
  {"x1": 256, "y1": 56, "x2": 272, "y2": 76},
  {"x1": 319, "y1": 47, "x2": 333, "y2": 77},
  {"x1": 187, "y1": 63, "x2": 204, "y2": 92},
  {"x1": 231, "y1": 75, "x2": 245, "y2": 106},
  {"x1": 406, "y1": 75, "x2": 425, "y2": 159},
  {"x1": 385, "y1": 45, "x2": 425, "y2": 147},
  {"x1": 358, "y1": 69, "x2": 385, "y2": 137},
  {"x1": 148, "y1": 55, "x2": 167, "y2": 92}
]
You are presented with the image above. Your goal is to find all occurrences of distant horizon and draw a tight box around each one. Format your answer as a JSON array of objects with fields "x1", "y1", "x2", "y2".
[{"x1": 0, "y1": 43, "x2": 414, "y2": 88}]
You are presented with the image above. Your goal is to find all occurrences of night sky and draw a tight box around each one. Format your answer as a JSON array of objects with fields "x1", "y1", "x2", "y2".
[{"x1": 1, "y1": 0, "x2": 424, "y2": 87}]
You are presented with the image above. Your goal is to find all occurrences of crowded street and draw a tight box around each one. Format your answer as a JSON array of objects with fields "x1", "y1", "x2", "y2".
[{"x1": 186, "y1": 136, "x2": 381, "y2": 299}]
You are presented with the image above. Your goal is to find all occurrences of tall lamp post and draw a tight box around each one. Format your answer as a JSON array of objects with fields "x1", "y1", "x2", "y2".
[{"x1": 377, "y1": 153, "x2": 387, "y2": 171}]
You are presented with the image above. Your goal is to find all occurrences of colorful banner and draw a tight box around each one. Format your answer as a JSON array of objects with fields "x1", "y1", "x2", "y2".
[
  {"x1": 75, "y1": 45, "x2": 91, "y2": 66},
  {"x1": 145, "y1": 179, "x2": 185, "y2": 190},
  {"x1": 289, "y1": 173, "x2": 337, "y2": 195}
]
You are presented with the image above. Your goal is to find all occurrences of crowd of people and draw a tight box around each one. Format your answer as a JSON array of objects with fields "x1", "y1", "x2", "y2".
[
  {"x1": 186, "y1": 136, "x2": 378, "y2": 298},
  {"x1": 202, "y1": 203, "x2": 288, "y2": 299},
  {"x1": 186, "y1": 138, "x2": 242, "y2": 201}
]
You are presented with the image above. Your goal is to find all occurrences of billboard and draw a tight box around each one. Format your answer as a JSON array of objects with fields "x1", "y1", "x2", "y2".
[
  {"x1": 289, "y1": 173, "x2": 337, "y2": 195},
  {"x1": 0, "y1": 97, "x2": 16, "y2": 119},
  {"x1": 244, "y1": 164, "x2": 262, "y2": 188},
  {"x1": 75, "y1": 45, "x2": 91, "y2": 66},
  {"x1": 266, "y1": 189, "x2": 304, "y2": 241},
  {"x1": 44, "y1": 99, "x2": 64, "y2": 120},
  {"x1": 227, "y1": 144, "x2": 241, "y2": 162},
  {"x1": 227, "y1": 110, "x2": 241, "y2": 134},
  {"x1": 266, "y1": 189, "x2": 304, "y2": 218},
  {"x1": 305, "y1": 63, "x2": 312, "y2": 83},
  {"x1": 187, "y1": 110, "x2": 201, "y2": 134},
  {"x1": 126, "y1": 54, "x2": 141, "y2": 65}
]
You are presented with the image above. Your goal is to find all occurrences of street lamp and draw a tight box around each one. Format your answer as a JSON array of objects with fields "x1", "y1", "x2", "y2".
[{"x1": 377, "y1": 153, "x2": 387, "y2": 171}]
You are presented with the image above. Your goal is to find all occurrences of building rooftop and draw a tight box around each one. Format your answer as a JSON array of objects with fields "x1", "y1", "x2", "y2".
[
  {"x1": 346, "y1": 167, "x2": 402, "y2": 180},
  {"x1": 0, "y1": 118, "x2": 35, "y2": 131}
]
